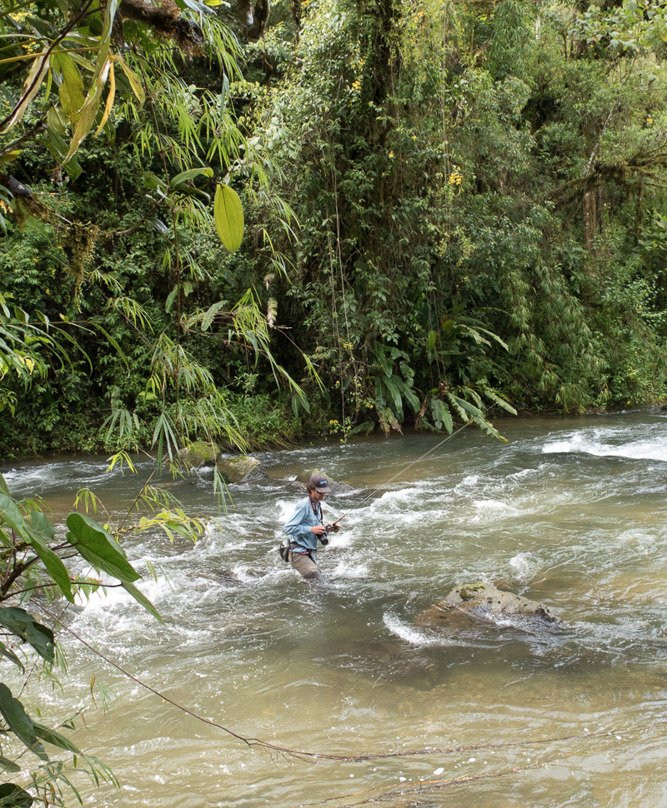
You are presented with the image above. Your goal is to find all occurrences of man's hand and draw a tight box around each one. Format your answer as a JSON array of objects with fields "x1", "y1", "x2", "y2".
[{"x1": 311, "y1": 525, "x2": 327, "y2": 535}]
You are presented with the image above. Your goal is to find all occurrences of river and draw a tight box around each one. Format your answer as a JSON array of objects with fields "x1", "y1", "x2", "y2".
[{"x1": 3, "y1": 411, "x2": 666, "y2": 807}]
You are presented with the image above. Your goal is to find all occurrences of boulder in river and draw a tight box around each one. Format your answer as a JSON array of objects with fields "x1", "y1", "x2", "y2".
[
  {"x1": 296, "y1": 467, "x2": 328, "y2": 485},
  {"x1": 416, "y1": 581, "x2": 556, "y2": 625},
  {"x1": 179, "y1": 440, "x2": 220, "y2": 467},
  {"x1": 216, "y1": 454, "x2": 261, "y2": 484},
  {"x1": 295, "y1": 468, "x2": 353, "y2": 493}
]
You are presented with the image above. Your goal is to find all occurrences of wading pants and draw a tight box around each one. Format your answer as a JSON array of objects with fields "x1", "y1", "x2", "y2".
[{"x1": 290, "y1": 551, "x2": 326, "y2": 584}]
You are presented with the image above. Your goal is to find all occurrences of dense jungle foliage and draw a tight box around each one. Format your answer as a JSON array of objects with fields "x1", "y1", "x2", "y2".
[
  {"x1": 0, "y1": 2, "x2": 664, "y2": 803},
  {"x1": 1, "y1": 0, "x2": 665, "y2": 458}
]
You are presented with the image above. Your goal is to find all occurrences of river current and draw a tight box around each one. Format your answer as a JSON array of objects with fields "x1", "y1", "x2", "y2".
[{"x1": 3, "y1": 411, "x2": 666, "y2": 807}]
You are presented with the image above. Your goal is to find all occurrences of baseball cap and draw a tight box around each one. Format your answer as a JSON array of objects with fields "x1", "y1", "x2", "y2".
[{"x1": 308, "y1": 475, "x2": 332, "y2": 493}]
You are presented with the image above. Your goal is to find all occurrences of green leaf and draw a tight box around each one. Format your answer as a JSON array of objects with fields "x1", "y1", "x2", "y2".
[
  {"x1": 0, "y1": 494, "x2": 73, "y2": 602},
  {"x1": 170, "y1": 167, "x2": 213, "y2": 188},
  {"x1": 65, "y1": 513, "x2": 140, "y2": 583},
  {"x1": 0, "y1": 757, "x2": 21, "y2": 775},
  {"x1": 0, "y1": 608, "x2": 54, "y2": 663},
  {"x1": 2, "y1": 50, "x2": 50, "y2": 132},
  {"x1": 0, "y1": 783, "x2": 33, "y2": 807},
  {"x1": 117, "y1": 55, "x2": 145, "y2": 104},
  {"x1": 64, "y1": 57, "x2": 111, "y2": 162},
  {"x1": 165, "y1": 285, "x2": 179, "y2": 314},
  {"x1": 0, "y1": 642, "x2": 24, "y2": 672},
  {"x1": 200, "y1": 300, "x2": 226, "y2": 331},
  {"x1": 33, "y1": 722, "x2": 80, "y2": 754},
  {"x1": 383, "y1": 376, "x2": 403, "y2": 414},
  {"x1": 214, "y1": 184, "x2": 244, "y2": 252},
  {"x1": 393, "y1": 376, "x2": 420, "y2": 413},
  {"x1": 430, "y1": 398, "x2": 453, "y2": 433},
  {"x1": 55, "y1": 51, "x2": 84, "y2": 124},
  {"x1": 482, "y1": 388, "x2": 517, "y2": 415},
  {"x1": 0, "y1": 684, "x2": 47, "y2": 761},
  {"x1": 25, "y1": 532, "x2": 74, "y2": 603},
  {"x1": 26, "y1": 507, "x2": 55, "y2": 543},
  {"x1": 121, "y1": 581, "x2": 161, "y2": 621}
]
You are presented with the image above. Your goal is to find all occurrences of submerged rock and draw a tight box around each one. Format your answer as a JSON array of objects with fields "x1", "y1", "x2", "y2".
[
  {"x1": 295, "y1": 468, "x2": 354, "y2": 494},
  {"x1": 179, "y1": 440, "x2": 220, "y2": 467},
  {"x1": 417, "y1": 581, "x2": 556, "y2": 626},
  {"x1": 296, "y1": 467, "x2": 329, "y2": 485},
  {"x1": 216, "y1": 454, "x2": 261, "y2": 483}
]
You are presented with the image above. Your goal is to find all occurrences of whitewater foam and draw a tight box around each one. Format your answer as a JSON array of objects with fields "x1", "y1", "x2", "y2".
[
  {"x1": 383, "y1": 613, "x2": 440, "y2": 646},
  {"x1": 542, "y1": 433, "x2": 667, "y2": 462},
  {"x1": 509, "y1": 552, "x2": 541, "y2": 581}
]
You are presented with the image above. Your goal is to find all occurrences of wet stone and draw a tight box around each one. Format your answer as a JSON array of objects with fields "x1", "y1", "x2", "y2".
[
  {"x1": 295, "y1": 468, "x2": 354, "y2": 493},
  {"x1": 216, "y1": 454, "x2": 261, "y2": 483},
  {"x1": 179, "y1": 440, "x2": 220, "y2": 467},
  {"x1": 417, "y1": 580, "x2": 557, "y2": 626}
]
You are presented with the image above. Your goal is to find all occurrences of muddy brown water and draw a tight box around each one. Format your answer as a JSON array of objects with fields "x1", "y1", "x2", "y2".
[{"x1": 2, "y1": 411, "x2": 666, "y2": 807}]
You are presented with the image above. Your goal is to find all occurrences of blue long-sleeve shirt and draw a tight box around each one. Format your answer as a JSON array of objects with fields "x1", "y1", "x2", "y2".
[{"x1": 283, "y1": 496, "x2": 324, "y2": 556}]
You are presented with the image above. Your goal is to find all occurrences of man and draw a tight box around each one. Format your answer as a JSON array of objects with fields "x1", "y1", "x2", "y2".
[{"x1": 283, "y1": 475, "x2": 340, "y2": 583}]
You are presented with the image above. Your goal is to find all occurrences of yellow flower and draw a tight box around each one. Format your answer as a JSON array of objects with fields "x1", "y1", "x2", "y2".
[
  {"x1": 351, "y1": 79, "x2": 362, "y2": 92},
  {"x1": 388, "y1": 150, "x2": 395, "y2": 159},
  {"x1": 645, "y1": 115, "x2": 653, "y2": 125},
  {"x1": 448, "y1": 171, "x2": 463, "y2": 186}
]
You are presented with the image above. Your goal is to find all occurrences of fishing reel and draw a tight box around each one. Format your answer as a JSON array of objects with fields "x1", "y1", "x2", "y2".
[{"x1": 319, "y1": 524, "x2": 334, "y2": 546}]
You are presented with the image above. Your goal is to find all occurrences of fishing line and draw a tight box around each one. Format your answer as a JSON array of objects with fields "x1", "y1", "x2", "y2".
[
  {"x1": 331, "y1": 417, "x2": 476, "y2": 527},
  {"x1": 32, "y1": 608, "x2": 630, "y2": 765}
]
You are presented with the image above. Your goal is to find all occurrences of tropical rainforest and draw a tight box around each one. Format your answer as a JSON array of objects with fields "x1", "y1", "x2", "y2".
[
  {"x1": 0, "y1": 1, "x2": 665, "y2": 803},
  {"x1": 1, "y1": 0, "x2": 665, "y2": 459}
]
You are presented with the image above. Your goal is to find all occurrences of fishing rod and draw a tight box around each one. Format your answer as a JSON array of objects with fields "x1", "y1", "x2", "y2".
[{"x1": 326, "y1": 417, "x2": 476, "y2": 530}]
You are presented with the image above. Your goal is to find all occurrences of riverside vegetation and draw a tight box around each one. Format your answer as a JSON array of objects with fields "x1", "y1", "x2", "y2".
[
  {"x1": 0, "y1": 0, "x2": 665, "y2": 805},
  {"x1": 0, "y1": 0, "x2": 665, "y2": 458}
]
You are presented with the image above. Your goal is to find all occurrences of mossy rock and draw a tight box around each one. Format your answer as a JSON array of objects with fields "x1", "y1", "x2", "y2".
[
  {"x1": 180, "y1": 440, "x2": 220, "y2": 467},
  {"x1": 294, "y1": 468, "x2": 353, "y2": 493},
  {"x1": 296, "y1": 468, "x2": 329, "y2": 485},
  {"x1": 416, "y1": 581, "x2": 556, "y2": 625},
  {"x1": 216, "y1": 454, "x2": 261, "y2": 484}
]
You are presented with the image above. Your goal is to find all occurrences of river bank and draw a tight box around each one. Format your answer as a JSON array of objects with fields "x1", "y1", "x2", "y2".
[{"x1": 3, "y1": 399, "x2": 665, "y2": 463}]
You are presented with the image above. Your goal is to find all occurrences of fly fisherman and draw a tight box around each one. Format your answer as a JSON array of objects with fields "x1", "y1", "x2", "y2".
[{"x1": 283, "y1": 475, "x2": 340, "y2": 583}]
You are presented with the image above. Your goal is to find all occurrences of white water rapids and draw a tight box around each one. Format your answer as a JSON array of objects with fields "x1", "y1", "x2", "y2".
[{"x1": 2, "y1": 410, "x2": 666, "y2": 807}]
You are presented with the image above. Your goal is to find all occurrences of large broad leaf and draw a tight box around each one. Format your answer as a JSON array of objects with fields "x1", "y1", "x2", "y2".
[
  {"x1": 0, "y1": 608, "x2": 54, "y2": 663},
  {"x1": 25, "y1": 532, "x2": 74, "y2": 603},
  {"x1": 214, "y1": 184, "x2": 244, "y2": 252},
  {"x1": 54, "y1": 51, "x2": 85, "y2": 125},
  {"x1": 63, "y1": 57, "x2": 111, "y2": 162},
  {"x1": 26, "y1": 506, "x2": 55, "y2": 544},
  {"x1": 0, "y1": 685, "x2": 47, "y2": 761},
  {"x1": 0, "y1": 783, "x2": 33, "y2": 807},
  {"x1": 32, "y1": 723, "x2": 80, "y2": 754},
  {"x1": 65, "y1": 513, "x2": 140, "y2": 583},
  {"x1": 121, "y1": 581, "x2": 161, "y2": 621},
  {"x1": 0, "y1": 494, "x2": 72, "y2": 602}
]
